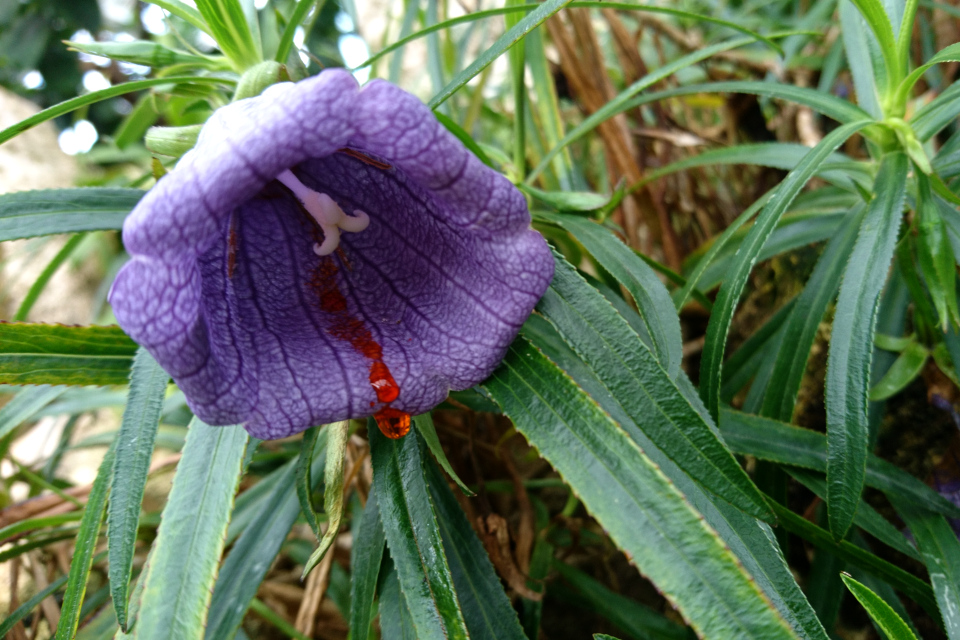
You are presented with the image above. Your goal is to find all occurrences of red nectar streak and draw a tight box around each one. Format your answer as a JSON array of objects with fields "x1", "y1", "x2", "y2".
[{"x1": 309, "y1": 258, "x2": 410, "y2": 439}]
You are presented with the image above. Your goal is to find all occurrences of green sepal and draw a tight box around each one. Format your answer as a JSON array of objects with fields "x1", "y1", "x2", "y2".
[
  {"x1": 145, "y1": 125, "x2": 203, "y2": 158},
  {"x1": 233, "y1": 60, "x2": 289, "y2": 102}
]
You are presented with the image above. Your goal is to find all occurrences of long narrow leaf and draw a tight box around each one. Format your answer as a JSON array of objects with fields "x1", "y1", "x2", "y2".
[
  {"x1": 0, "y1": 323, "x2": 137, "y2": 386},
  {"x1": 826, "y1": 152, "x2": 908, "y2": 539},
  {"x1": 891, "y1": 498, "x2": 960, "y2": 639},
  {"x1": 428, "y1": 0, "x2": 573, "y2": 108},
  {"x1": 0, "y1": 189, "x2": 138, "y2": 241},
  {"x1": 350, "y1": 493, "x2": 386, "y2": 640},
  {"x1": 0, "y1": 385, "x2": 67, "y2": 440},
  {"x1": 204, "y1": 431, "x2": 328, "y2": 640},
  {"x1": 841, "y1": 574, "x2": 920, "y2": 640},
  {"x1": 546, "y1": 214, "x2": 682, "y2": 377},
  {"x1": 484, "y1": 337, "x2": 798, "y2": 639},
  {"x1": 370, "y1": 427, "x2": 469, "y2": 640},
  {"x1": 761, "y1": 205, "x2": 865, "y2": 421},
  {"x1": 700, "y1": 120, "x2": 872, "y2": 423},
  {"x1": 523, "y1": 315, "x2": 828, "y2": 640},
  {"x1": 424, "y1": 456, "x2": 527, "y2": 640},
  {"x1": 137, "y1": 420, "x2": 248, "y2": 640},
  {"x1": 719, "y1": 408, "x2": 960, "y2": 518},
  {"x1": 54, "y1": 443, "x2": 117, "y2": 640},
  {"x1": 0, "y1": 77, "x2": 234, "y2": 146},
  {"x1": 108, "y1": 349, "x2": 168, "y2": 632}
]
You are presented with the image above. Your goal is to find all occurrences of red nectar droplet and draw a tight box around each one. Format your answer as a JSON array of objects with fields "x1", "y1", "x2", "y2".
[
  {"x1": 374, "y1": 408, "x2": 411, "y2": 439},
  {"x1": 369, "y1": 361, "x2": 400, "y2": 403}
]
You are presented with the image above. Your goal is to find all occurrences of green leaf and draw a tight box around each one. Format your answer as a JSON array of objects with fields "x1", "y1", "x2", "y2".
[
  {"x1": 378, "y1": 557, "x2": 419, "y2": 639},
  {"x1": 428, "y1": 0, "x2": 573, "y2": 109},
  {"x1": 370, "y1": 426, "x2": 469, "y2": 640},
  {"x1": 547, "y1": 214, "x2": 682, "y2": 376},
  {"x1": 761, "y1": 206, "x2": 864, "y2": 420},
  {"x1": 913, "y1": 82, "x2": 960, "y2": 142},
  {"x1": 891, "y1": 498, "x2": 960, "y2": 640},
  {"x1": 894, "y1": 42, "x2": 960, "y2": 111},
  {"x1": 359, "y1": 3, "x2": 781, "y2": 75},
  {"x1": 699, "y1": 120, "x2": 872, "y2": 424},
  {"x1": 136, "y1": 420, "x2": 248, "y2": 640},
  {"x1": 0, "y1": 323, "x2": 138, "y2": 386},
  {"x1": 787, "y1": 468, "x2": 921, "y2": 562},
  {"x1": 551, "y1": 561, "x2": 692, "y2": 640},
  {"x1": 719, "y1": 408, "x2": 960, "y2": 518},
  {"x1": 846, "y1": 0, "x2": 902, "y2": 101},
  {"x1": 65, "y1": 39, "x2": 221, "y2": 69},
  {"x1": 0, "y1": 188, "x2": 139, "y2": 241},
  {"x1": 917, "y1": 173, "x2": 960, "y2": 329},
  {"x1": 524, "y1": 314, "x2": 829, "y2": 640},
  {"x1": 826, "y1": 152, "x2": 908, "y2": 539},
  {"x1": 194, "y1": 0, "x2": 262, "y2": 69},
  {"x1": 349, "y1": 492, "x2": 386, "y2": 640},
  {"x1": 14, "y1": 234, "x2": 85, "y2": 322},
  {"x1": 205, "y1": 432, "x2": 327, "y2": 640},
  {"x1": 434, "y1": 112, "x2": 495, "y2": 168},
  {"x1": 424, "y1": 456, "x2": 527, "y2": 640},
  {"x1": 524, "y1": 186, "x2": 611, "y2": 212},
  {"x1": 303, "y1": 420, "x2": 349, "y2": 577},
  {"x1": 539, "y1": 253, "x2": 772, "y2": 521},
  {"x1": 146, "y1": 0, "x2": 212, "y2": 35},
  {"x1": 54, "y1": 442, "x2": 117, "y2": 640},
  {"x1": 275, "y1": 0, "x2": 324, "y2": 63},
  {"x1": 841, "y1": 574, "x2": 920, "y2": 640},
  {"x1": 529, "y1": 81, "x2": 873, "y2": 183},
  {"x1": 483, "y1": 338, "x2": 798, "y2": 639},
  {"x1": 0, "y1": 76, "x2": 235, "y2": 147},
  {"x1": 0, "y1": 384, "x2": 66, "y2": 440},
  {"x1": 295, "y1": 425, "x2": 323, "y2": 538},
  {"x1": 696, "y1": 212, "x2": 849, "y2": 294},
  {"x1": 414, "y1": 412, "x2": 473, "y2": 496},
  {"x1": 868, "y1": 340, "x2": 928, "y2": 400},
  {"x1": 722, "y1": 298, "x2": 796, "y2": 402},
  {"x1": 769, "y1": 501, "x2": 938, "y2": 620},
  {"x1": 108, "y1": 349, "x2": 168, "y2": 632}
]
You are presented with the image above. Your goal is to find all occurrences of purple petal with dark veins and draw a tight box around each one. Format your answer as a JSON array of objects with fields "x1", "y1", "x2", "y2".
[{"x1": 109, "y1": 69, "x2": 554, "y2": 439}]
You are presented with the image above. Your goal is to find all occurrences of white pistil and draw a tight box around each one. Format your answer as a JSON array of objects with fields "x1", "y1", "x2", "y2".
[{"x1": 276, "y1": 169, "x2": 370, "y2": 256}]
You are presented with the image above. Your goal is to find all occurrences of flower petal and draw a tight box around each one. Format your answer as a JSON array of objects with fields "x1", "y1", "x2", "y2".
[{"x1": 110, "y1": 70, "x2": 553, "y2": 439}]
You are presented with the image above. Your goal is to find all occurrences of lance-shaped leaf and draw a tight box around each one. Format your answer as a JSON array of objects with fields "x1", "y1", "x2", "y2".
[
  {"x1": 545, "y1": 214, "x2": 682, "y2": 377},
  {"x1": 303, "y1": 420, "x2": 350, "y2": 577},
  {"x1": 424, "y1": 455, "x2": 527, "y2": 640},
  {"x1": 891, "y1": 497, "x2": 960, "y2": 639},
  {"x1": 136, "y1": 420, "x2": 248, "y2": 640},
  {"x1": 700, "y1": 122, "x2": 871, "y2": 423},
  {"x1": 484, "y1": 338, "x2": 798, "y2": 639},
  {"x1": 0, "y1": 323, "x2": 137, "y2": 386},
  {"x1": 54, "y1": 442, "x2": 116, "y2": 640},
  {"x1": 108, "y1": 349, "x2": 169, "y2": 632},
  {"x1": 719, "y1": 408, "x2": 960, "y2": 518},
  {"x1": 917, "y1": 173, "x2": 960, "y2": 330},
  {"x1": 841, "y1": 574, "x2": 920, "y2": 640},
  {"x1": 370, "y1": 425, "x2": 469, "y2": 640},
  {"x1": 826, "y1": 152, "x2": 908, "y2": 539},
  {"x1": 205, "y1": 432, "x2": 328, "y2": 640},
  {"x1": 350, "y1": 493, "x2": 386, "y2": 640},
  {"x1": 0, "y1": 188, "x2": 138, "y2": 242},
  {"x1": 522, "y1": 316, "x2": 828, "y2": 640},
  {"x1": 761, "y1": 204, "x2": 864, "y2": 421},
  {"x1": 538, "y1": 251, "x2": 771, "y2": 521}
]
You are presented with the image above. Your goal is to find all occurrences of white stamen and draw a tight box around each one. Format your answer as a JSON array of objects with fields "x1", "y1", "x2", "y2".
[{"x1": 276, "y1": 169, "x2": 370, "y2": 256}]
